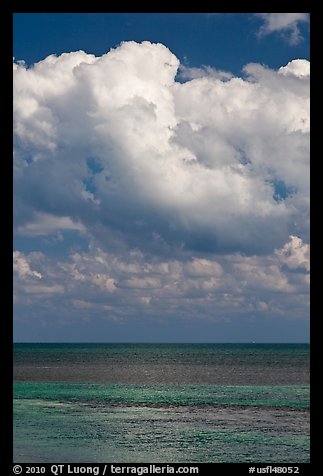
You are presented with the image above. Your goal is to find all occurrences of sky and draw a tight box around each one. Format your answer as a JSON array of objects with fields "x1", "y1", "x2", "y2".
[{"x1": 13, "y1": 13, "x2": 310, "y2": 343}]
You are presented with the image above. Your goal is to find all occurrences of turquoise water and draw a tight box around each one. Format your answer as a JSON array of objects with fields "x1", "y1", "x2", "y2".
[
  {"x1": 14, "y1": 382, "x2": 309, "y2": 409},
  {"x1": 13, "y1": 344, "x2": 310, "y2": 463}
]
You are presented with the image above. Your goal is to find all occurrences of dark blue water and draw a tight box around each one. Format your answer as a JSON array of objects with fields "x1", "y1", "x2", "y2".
[{"x1": 13, "y1": 343, "x2": 310, "y2": 463}]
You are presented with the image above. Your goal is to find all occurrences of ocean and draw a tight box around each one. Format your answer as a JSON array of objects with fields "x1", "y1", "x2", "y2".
[{"x1": 13, "y1": 343, "x2": 310, "y2": 463}]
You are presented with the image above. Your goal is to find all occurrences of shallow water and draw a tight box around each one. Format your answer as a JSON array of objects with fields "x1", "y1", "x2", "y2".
[{"x1": 13, "y1": 343, "x2": 310, "y2": 463}]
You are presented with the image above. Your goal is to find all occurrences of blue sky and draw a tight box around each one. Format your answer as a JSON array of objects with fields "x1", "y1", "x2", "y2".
[
  {"x1": 13, "y1": 13, "x2": 310, "y2": 342},
  {"x1": 14, "y1": 13, "x2": 310, "y2": 73}
]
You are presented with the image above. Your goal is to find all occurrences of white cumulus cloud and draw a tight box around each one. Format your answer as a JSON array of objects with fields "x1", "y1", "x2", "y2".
[{"x1": 13, "y1": 41, "x2": 310, "y2": 256}]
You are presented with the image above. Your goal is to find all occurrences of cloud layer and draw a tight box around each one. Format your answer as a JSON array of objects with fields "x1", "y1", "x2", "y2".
[{"x1": 13, "y1": 235, "x2": 309, "y2": 328}]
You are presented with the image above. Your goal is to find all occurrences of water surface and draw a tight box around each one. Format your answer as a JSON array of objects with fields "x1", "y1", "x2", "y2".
[{"x1": 13, "y1": 343, "x2": 310, "y2": 463}]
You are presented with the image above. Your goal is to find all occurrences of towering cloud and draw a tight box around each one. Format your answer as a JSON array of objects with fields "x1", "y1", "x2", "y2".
[{"x1": 13, "y1": 41, "x2": 309, "y2": 257}]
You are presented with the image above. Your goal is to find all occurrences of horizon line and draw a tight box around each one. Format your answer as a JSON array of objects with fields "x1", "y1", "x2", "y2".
[{"x1": 13, "y1": 341, "x2": 310, "y2": 344}]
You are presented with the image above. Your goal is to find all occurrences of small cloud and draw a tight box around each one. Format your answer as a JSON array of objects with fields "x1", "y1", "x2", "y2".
[
  {"x1": 177, "y1": 65, "x2": 233, "y2": 82},
  {"x1": 255, "y1": 13, "x2": 309, "y2": 45},
  {"x1": 275, "y1": 235, "x2": 310, "y2": 272},
  {"x1": 17, "y1": 212, "x2": 86, "y2": 236},
  {"x1": 71, "y1": 299, "x2": 95, "y2": 309},
  {"x1": 257, "y1": 301, "x2": 269, "y2": 312},
  {"x1": 90, "y1": 274, "x2": 117, "y2": 292},
  {"x1": 24, "y1": 284, "x2": 65, "y2": 294},
  {"x1": 185, "y1": 258, "x2": 223, "y2": 278},
  {"x1": 13, "y1": 251, "x2": 42, "y2": 280}
]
